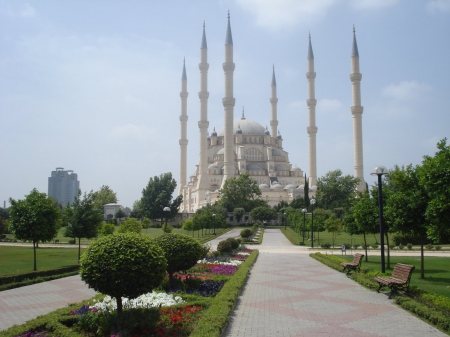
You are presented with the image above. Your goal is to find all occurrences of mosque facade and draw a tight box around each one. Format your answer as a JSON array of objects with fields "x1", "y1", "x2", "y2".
[{"x1": 178, "y1": 14, "x2": 365, "y2": 213}]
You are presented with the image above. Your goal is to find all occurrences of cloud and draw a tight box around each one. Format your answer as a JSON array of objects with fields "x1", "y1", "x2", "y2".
[
  {"x1": 350, "y1": 0, "x2": 400, "y2": 10},
  {"x1": 235, "y1": 0, "x2": 338, "y2": 30},
  {"x1": 381, "y1": 81, "x2": 431, "y2": 100},
  {"x1": 426, "y1": 0, "x2": 450, "y2": 12}
]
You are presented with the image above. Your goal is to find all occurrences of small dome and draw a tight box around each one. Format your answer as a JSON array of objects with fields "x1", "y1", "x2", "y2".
[
  {"x1": 236, "y1": 125, "x2": 242, "y2": 134},
  {"x1": 271, "y1": 184, "x2": 284, "y2": 189},
  {"x1": 218, "y1": 118, "x2": 266, "y2": 136},
  {"x1": 276, "y1": 130, "x2": 282, "y2": 139},
  {"x1": 211, "y1": 127, "x2": 217, "y2": 137},
  {"x1": 272, "y1": 149, "x2": 283, "y2": 156},
  {"x1": 291, "y1": 165, "x2": 301, "y2": 171},
  {"x1": 217, "y1": 148, "x2": 225, "y2": 155},
  {"x1": 259, "y1": 183, "x2": 270, "y2": 189},
  {"x1": 297, "y1": 184, "x2": 305, "y2": 190},
  {"x1": 208, "y1": 163, "x2": 219, "y2": 169},
  {"x1": 284, "y1": 184, "x2": 296, "y2": 190},
  {"x1": 264, "y1": 126, "x2": 270, "y2": 135},
  {"x1": 274, "y1": 165, "x2": 287, "y2": 171},
  {"x1": 214, "y1": 189, "x2": 220, "y2": 193}
]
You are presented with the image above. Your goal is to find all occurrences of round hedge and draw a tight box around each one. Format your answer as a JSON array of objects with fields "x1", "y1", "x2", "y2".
[
  {"x1": 226, "y1": 237, "x2": 239, "y2": 250},
  {"x1": 153, "y1": 233, "x2": 203, "y2": 278},
  {"x1": 80, "y1": 233, "x2": 167, "y2": 312},
  {"x1": 217, "y1": 239, "x2": 233, "y2": 253},
  {"x1": 240, "y1": 228, "x2": 253, "y2": 239}
]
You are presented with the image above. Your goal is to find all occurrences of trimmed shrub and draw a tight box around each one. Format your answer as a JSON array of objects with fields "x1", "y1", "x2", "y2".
[
  {"x1": 154, "y1": 233, "x2": 204, "y2": 280},
  {"x1": 226, "y1": 237, "x2": 239, "y2": 250},
  {"x1": 240, "y1": 229, "x2": 252, "y2": 240},
  {"x1": 407, "y1": 243, "x2": 413, "y2": 250},
  {"x1": 398, "y1": 244, "x2": 404, "y2": 250},
  {"x1": 217, "y1": 239, "x2": 233, "y2": 254},
  {"x1": 435, "y1": 245, "x2": 442, "y2": 251},
  {"x1": 426, "y1": 244, "x2": 434, "y2": 250},
  {"x1": 321, "y1": 242, "x2": 331, "y2": 249},
  {"x1": 80, "y1": 233, "x2": 167, "y2": 313},
  {"x1": 117, "y1": 218, "x2": 142, "y2": 234},
  {"x1": 372, "y1": 244, "x2": 379, "y2": 249},
  {"x1": 99, "y1": 223, "x2": 115, "y2": 236}
]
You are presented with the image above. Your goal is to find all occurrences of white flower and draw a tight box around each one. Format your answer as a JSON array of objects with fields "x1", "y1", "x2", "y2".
[{"x1": 196, "y1": 258, "x2": 242, "y2": 266}]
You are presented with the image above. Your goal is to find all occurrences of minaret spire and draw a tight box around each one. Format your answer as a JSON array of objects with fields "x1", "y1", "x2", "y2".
[
  {"x1": 270, "y1": 65, "x2": 278, "y2": 137},
  {"x1": 306, "y1": 33, "x2": 318, "y2": 188},
  {"x1": 222, "y1": 12, "x2": 236, "y2": 186},
  {"x1": 350, "y1": 26, "x2": 365, "y2": 191},
  {"x1": 179, "y1": 59, "x2": 189, "y2": 195},
  {"x1": 197, "y1": 21, "x2": 210, "y2": 203}
]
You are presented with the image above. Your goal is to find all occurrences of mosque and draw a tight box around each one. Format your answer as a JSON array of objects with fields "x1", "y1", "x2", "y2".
[{"x1": 178, "y1": 14, "x2": 365, "y2": 213}]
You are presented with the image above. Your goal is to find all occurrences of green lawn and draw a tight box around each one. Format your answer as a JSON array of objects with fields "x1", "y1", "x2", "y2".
[
  {"x1": 340, "y1": 254, "x2": 450, "y2": 298},
  {"x1": 0, "y1": 246, "x2": 85, "y2": 277}
]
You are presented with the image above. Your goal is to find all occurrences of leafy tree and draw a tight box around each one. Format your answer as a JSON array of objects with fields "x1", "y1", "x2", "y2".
[
  {"x1": 117, "y1": 218, "x2": 142, "y2": 234},
  {"x1": 142, "y1": 217, "x2": 151, "y2": 232},
  {"x1": 182, "y1": 219, "x2": 194, "y2": 237},
  {"x1": 115, "y1": 208, "x2": 126, "y2": 219},
  {"x1": 316, "y1": 170, "x2": 359, "y2": 210},
  {"x1": 324, "y1": 214, "x2": 342, "y2": 248},
  {"x1": 233, "y1": 208, "x2": 245, "y2": 225},
  {"x1": 218, "y1": 172, "x2": 267, "y2": 211},
  {"x1": 250, "y1": 206, "x2": 277, "y2": 223},
  {"x1": 274, "y1": 200, "x2": 289, "y2": 213},
  {"x1": 91, "y1": 185, "x2": 118, "y2": 213},
  {"x1": 0, "y1": 217, "x2": 8, "y2": 236},
  {"x1": 289, "y1": 197, "x2": 305, "y2": 209},
  {"x1": 80, "y1": 233, "x2": 167, "y2": 313},
  {"x1": 140, "y1": 173, "x2": 182, "y2": 222},
  {"x1": 130, "y1": 199, "x2": 143, "y2": 219},
  {"x1": 0, "y1": 207, "x2": 9, "y2": 220},
  {"x1": 419, "y1": 138, "x2": 450, "y2": 243},
  {"x1": 9, "y1": 189, "x2": 61, "y2": 271},
  {"x1": 64, "y1": 191, "x2": 103, "y2": 261},
  {"x1": 154, "y1": 233, "x2": 203, "y2": 283}
]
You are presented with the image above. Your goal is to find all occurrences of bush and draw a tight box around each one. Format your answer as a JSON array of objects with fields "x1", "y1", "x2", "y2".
[
  {"x1": 426, "y1": 244, "x2": 434, "y2": 250},
  {"x1": 217, "y1": 239, "x2": 233, "y2": 254},
  {"x1": 353, "y1": 243, "x2": 360, "y2": 249},
  {"x1": 154, "y1": 233, "x2": 204, "y2": 280},
  {"x1": 99, "y1": 223, "x2": 115, "y2": 236},
  {"x1": 117, "y1": 218, "x2": 142, "y2": 234},
  {"x1": 398, "y1": 244, "x2": 404, "y2": 250},
  {"x1": 226, "y1": 237, "x2": 240, "y2": 250},
  {"x1": 80, "y1": 233, "x2": 167, "y2": 313},
  {"x1": 344, "y1": 243, "x2": 351, "y2": 250},
  {"x1": 162, "y1": 224, "x2": 174, "y2": 233},
  {"x1": 321, "y1": 242, "x2": 331, "y2": 249},
  {"x1": 200, "y1": 243, "x2": 211, "y2": 259},
  {"x1": 435, "y1": 245, "x2": 442, "y2": 251},
  {"x1": 372, "y1": 244, "x2": 379, "y2": 249},
  {"x1": 407, "y1": 243, "x2": 413, "y2": 250},
  {"x1": 240, "y1": 229, "x2": 252, "y2": 240}
]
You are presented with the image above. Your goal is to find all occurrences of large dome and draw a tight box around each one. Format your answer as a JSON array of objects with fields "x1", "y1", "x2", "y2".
[{"x1": 217, "y1": 118, "x2": 266, "y2": 136}]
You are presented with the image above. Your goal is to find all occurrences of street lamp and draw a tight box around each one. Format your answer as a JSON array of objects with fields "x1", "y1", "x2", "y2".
[
  {"x1": 284, "y1": 212, "x2": 287, "y2": 230},
  {"x1": 212, "y1": 213, "x2": 216, "y2": 235},
  {"x1": 310, "y1": 198, "x2": 316, "y2": 248},
  {"x1": 163, "y1": 206, "x2": 171, "y2": 233},
  {"x1": 371, "y1": 165, "x2": 389, "y2": 273},
  {"x1": 302, "y1": 208, "x2": 307, "y2": 243}
]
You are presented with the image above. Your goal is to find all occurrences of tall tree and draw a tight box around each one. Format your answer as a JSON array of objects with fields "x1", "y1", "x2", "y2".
[
  {"x1": 419, "y1": 138, "x2": 450, "y2": 243},
  {"x1": 316, "y1": 170, "x2": 359, "y2": 210},
  {"x1": 324, "y1": 214, "x2": 342, "y2": 248},
  {"x1": 140, "y1": 172, "x2": 182, "y2": 222},
  {"x1": 65, "y1": 191, "x2": 103, "y2": 261},
  {"x1": 9, "y1": 189, "x2": 61, "y2": 271},
  {"x1": 92, "y1": 185, "x2": 118, "y2": 213},
  {"x1": 386, "y1": 165, "x2": 428, "y2": 278},
  {"x1": 218, "y1": 172, "x2": 267, "y2": 211},
  {"x1": 233, "y1": 208, "x2": 245, "y2": 225},
  {"x1": 250, "y1": 206, "x2": 277, "y2": 223}
]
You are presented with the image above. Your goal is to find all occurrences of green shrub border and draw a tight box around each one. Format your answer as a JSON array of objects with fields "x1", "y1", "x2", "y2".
[
  {"x1": 243, "y1": 228, "x2": 264, "y2": 245},
  {"x1": 310, "y1": 252, "x2": 450, "y2": 333},
  {"x1": 281, "y1": 227, "x2": 303, "y2": 246},
  {"x1": 189, "y1": 249, "x2": 259, "y2": 337}
]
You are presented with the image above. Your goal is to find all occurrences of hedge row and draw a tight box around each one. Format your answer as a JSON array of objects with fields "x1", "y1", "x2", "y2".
[
  {"x1": 0, "y1": 271, "x2": 80, "y2": 292},
  {"x1": 0, "y1": 265, "x2": 79, "y2": 285},
  {"x1": 189, "y1": 249, "x2": 259, "y2": 336},
  {"x1": 310, "y1": 252, "x2": 450, "y2": 333}
]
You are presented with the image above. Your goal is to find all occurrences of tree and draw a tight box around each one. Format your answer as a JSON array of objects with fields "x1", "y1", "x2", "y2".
[
  {"x1": 91, "y1": 185, "x2": 118, "y2": 213},
  {"x1": 289, "y1": 197, "x2": 305, "y2": 209},
  {"x1": 80, "y1": 233, "x2": 167, "y2": 314},
  {"x1": 140, "y1": 172, "x2": 182, "y2": 222},
  {"x1": 419, "y1": 138, "x2": 450, "y2": 243},
  {"x1": 9, "y1": 189, "x2": 61, "y2": 271},
  {"x1": 142, "y1": 217, "x2": 151, "y2": 232},
  {"x1": 386, "y1": 165, "x2": 428, "y2": 278},
  {"x1": 250, "y1": 206, "x2": 277, "y2": 223},
  {"x1": 233, "y1": 208, "x2": 245, "y2": 225},
  {"x1": 117, "y1": 218, "x2": 142, "y2": 234},
  {"x1": 324, "y1": 214, "x2": 342, "y2": 248},
  {"x1": 64, "y1": 191, "x2": 103, "y2": 261},
  {"x1": 115, "y1": 208, "x2": 126, "y2": 220},
  {"x1": 181, "y1": 219, "x2": 194, "y2": 237},
  {"x1": 130, "y1": 199, "x2": 143, "y2": 219},
  {"x1": 99, "y1": 222, "x2": 115, "y2": 236},
  {"x1": 273, "y1": 200, "x2": 289, "y2": 213},
  {"x1": 316, "y1": 170, "x2": 359, "y2": 210},
  {"x1": 218, "y1": 172, "x2": 267, "y2": 211}
]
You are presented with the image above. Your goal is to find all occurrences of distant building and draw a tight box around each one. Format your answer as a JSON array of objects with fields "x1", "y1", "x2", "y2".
[
  {"x1": 103, "y1": 203, "x2": 122, "y2": 221},
  {"x1": 48, "y1": 167, "x2": 79, "y2": 207}
]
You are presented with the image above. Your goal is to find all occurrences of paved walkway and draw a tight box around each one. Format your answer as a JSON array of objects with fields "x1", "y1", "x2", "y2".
[
  {"x1": 0, "y1": 229, "x2": 448, "y2": 335},
  {"x1": 223, "y1": 229, "x2": 447, "y2": 337}
]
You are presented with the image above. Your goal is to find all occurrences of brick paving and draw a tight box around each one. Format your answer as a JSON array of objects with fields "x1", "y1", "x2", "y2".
[{"x1": 223, "y1": 229, "x2": 447, "y2": 337}]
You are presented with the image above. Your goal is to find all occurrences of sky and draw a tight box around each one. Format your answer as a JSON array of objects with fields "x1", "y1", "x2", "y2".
[{"x1": 1, "y1": 0, "x2": 449, "y2": 209}]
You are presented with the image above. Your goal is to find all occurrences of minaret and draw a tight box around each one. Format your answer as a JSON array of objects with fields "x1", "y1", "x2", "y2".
[
  {"x1": 222, "y1": 12, "x2": 236, "y2": 186},
  {"x1": 197, "y1": 22, "x2": 210, "y2": 199},
  {"x1": 350, "y1": 26, "x2": 366, "y2": 191},
  {"x1": 270, "y1": 65, "x2": 278, "y2": 137},
  {"x1": 179, "y1": 58, "x2": 188, "y2": 194},
  {"x1": 306, "y1": 33, "x2": 318, "y2": 188}
]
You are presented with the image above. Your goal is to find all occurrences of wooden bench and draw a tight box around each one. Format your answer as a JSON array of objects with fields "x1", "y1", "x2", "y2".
[
  {"x1": 340, "y1": 253, "x2": 364, "y2": 275},
  {"x1": 374, "y1": 263, "x2": 415, "y2": 299}
]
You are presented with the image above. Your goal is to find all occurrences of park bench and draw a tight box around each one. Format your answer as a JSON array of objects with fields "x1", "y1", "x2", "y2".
[
  {"x1": 374, "y1": 263, "x2": 415, "y2": 299},
  {"x1": 340, "y1": 253, "x2": 364, "y2": 275}
]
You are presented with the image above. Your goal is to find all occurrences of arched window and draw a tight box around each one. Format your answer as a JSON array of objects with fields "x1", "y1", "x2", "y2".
[{"x1": 244, "y1": 149, "x2": 263, "y2": 161}]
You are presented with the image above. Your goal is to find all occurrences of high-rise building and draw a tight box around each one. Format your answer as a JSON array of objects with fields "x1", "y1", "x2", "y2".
[{"x1": 48, "y1": 167, "x2": 79, "y2": 207}]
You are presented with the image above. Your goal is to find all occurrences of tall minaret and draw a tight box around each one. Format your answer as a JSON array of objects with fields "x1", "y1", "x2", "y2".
[
  {"x1": 306, "y1": 33, "x2": 318, "y2": 188},
  {"x1": 222, "y1": 12, "x2": 236, "y2": 186},
  {"x1": 350, "y1": 26, "x2": 365, "y2": 191},
  {"x1": 270, "y1": 65, "x2": 278, "y2": 137},
  {"x1": 197, "y1": 22, "x2": 210, "y2": 198},
  {"x1": 179, "y1": 59, "x2": 188, "y2": 194}
]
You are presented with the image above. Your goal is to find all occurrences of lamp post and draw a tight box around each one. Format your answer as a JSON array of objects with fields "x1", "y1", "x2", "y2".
[
  {"x1": 371, "y1": 165, "x2": 389, "y2": 273},
  {"x1": 310, "y1": 198, "x2": 316, "y2": 248},
  {"x1": 163, "y1": 206, "x2": 171, "y2": 233},
  {"x1": 284, "y1": 212, "x2": 287, "y2": 230},
  {"x1": 302, "y1": 208, "x2": 306, "y2": 243},
  {"x1": 212, "y1": 213, "x2": 216, "y2": 235}
]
